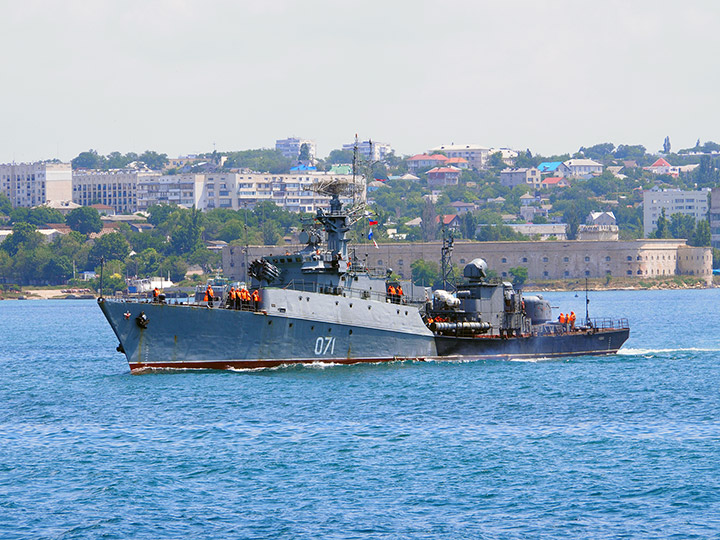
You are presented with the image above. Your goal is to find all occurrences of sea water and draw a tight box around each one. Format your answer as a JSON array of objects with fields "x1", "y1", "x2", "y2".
[{"x1": 1, "y1": 290, "x2": 719, "y2": 539}]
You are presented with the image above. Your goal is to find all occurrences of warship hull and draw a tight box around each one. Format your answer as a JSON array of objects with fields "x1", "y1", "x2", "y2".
[
  {"x1": 435, "y1": 327, "x2": 630, "y2": 360},
  {"x1": 99, "y1": 293, "x2": 439, "y2": 371},
  {"x1": 100, "y1": 296, "x2": 629, "y2": 371}
]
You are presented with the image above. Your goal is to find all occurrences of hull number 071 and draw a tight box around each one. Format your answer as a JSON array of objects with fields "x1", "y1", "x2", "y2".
[{"x1": 314, "y1": 337, "x2": 336, "y2": 355}]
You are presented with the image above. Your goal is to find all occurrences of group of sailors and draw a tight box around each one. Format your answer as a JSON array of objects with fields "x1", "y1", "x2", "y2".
[
  {"x1": 387, "y1": 283, "x2": 404, "y2": 304},
  {"x1": 558, "y1": 311, "x2": 576, "y2": 331},
  {"x1": 223, "y1": 285, "x2": 260, "y2": 311}
]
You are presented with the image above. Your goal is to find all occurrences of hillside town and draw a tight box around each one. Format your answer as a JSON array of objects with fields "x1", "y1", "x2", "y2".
[{"x1": 1, "y1": 136, "x2": 719, "y2": 291}]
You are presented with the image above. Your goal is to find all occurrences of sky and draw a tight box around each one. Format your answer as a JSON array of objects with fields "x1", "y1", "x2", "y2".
[{"x1": 2, "y1": 0, "x2": 720, "y2": 163}]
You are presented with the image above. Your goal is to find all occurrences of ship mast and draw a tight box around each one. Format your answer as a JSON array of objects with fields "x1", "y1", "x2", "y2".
[{"x1": 440, "y1": 226, "x2": 456, "y2": 291}]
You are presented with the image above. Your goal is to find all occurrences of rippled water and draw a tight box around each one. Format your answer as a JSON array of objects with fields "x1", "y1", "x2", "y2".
[{"x1": 1, "y1": 290, "x2": 720, "y2": 539}]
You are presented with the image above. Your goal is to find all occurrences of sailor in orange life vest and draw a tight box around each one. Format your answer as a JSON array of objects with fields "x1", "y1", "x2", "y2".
[
  {"x1": 205, "y1": 284, "x2": 214, "y2": 307},
  {"x1": 569, "y1": 311, "x2": 576, "y2": 330},
  {"x1": 387, "y1": 284, "x2": 396, "y2": 303},
  {"x1": 153, "y1": 287, "x2": 159, "y2": 302},
  {"x1": 239, "y1": 287, "x2": 249, "y2": 310},
  {"x1": 252, "y1": 289, "x2": 260, "y2": 310},
  {"x1": 558, "y1": 313, "x2": 566, "y2": 331},
  {"x1": 396, "y1": 284, "x2": 404, "y2": 304},
  {"x1": 228, "y1": 286, "x2": 236, "y2": 309}
]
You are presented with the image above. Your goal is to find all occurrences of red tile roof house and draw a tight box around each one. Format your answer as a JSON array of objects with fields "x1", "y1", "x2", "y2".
[
  {"x1": 541, "y1": 176, "x2": 570, "y2": 189},
  {"x1": 407, "y1": 153, "x2": 449, "y2": 172},
  {"x1": 427, "y1": 166, "x2": 462, "y2": 187},
  {"x1": 435, "y1": 214, "x2": 461, "y2": 230}
]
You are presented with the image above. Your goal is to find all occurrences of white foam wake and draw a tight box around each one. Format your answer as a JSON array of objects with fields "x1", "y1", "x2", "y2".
[{"x1": 618, "y1": 347, "x2": 720, "y2": 355}]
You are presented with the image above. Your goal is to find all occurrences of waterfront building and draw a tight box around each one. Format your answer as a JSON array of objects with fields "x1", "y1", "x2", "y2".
[
  {"x1": 407, "y1": 154, "x2": 449, "y2": 173},
  {"x1": 642, "y1": 187, "x2": 710, "y2": 237},
  {"x1": 73, "y1": 169, "x2": 160, "y2": 213},
  {"x1": 0, "y1": 162, "x2": 72, "y2": 208},
  {"x1": 224, "y1": 239, "x2": 712, "y2": 284},
  {"x1": 275, "y1": 137, "x2": 317, "y2": 164}
]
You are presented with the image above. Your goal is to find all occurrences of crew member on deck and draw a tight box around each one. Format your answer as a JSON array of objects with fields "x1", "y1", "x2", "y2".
[
  {"x1": 396, "y1": 284, "x2": 404, "y2": 304},
  {"x1": 387, "y1": 284, "x2": 396, "y2": 303},
  {"x1": 559, "y1": 313, "x2": 566, "y2": 331},
  {"x1": 153, "y1": 287, "x2": 159, "y2": 302},
  {"x1": 228, "y1": 287, "x2": 236, "y2": 309},
  {"x1": 252, "y1": 289, "x2": 260, "y2": 311},
  {"x1": 569, "y1": 311, "x2": 576, "y2": 330},
  {"x1": 240, "y1": 287, "x2": 249, "y2": 310},
  {"x1": 205, "y1": 284, "x2": 214, "y2": 308}
]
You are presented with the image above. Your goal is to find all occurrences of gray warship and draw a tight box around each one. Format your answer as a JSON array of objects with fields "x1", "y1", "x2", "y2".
[{"x1": 98, "y1": 177, "x2": 629, "y2": 372}]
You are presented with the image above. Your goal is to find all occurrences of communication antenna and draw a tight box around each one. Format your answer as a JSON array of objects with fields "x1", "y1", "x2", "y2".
[
  {"x1": 440, "y1": 226, "x2": 455, "y2": 291},
  {"x1": 585, "y1": 277, "x2": 590, "y2": 324}
]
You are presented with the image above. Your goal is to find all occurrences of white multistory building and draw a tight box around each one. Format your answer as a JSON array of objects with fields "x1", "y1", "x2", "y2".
[
  {"x1": 137, "y1": 171, "x2": 355, "y2": 214},
  {"x1": 0, "y1": 162, "x2": 72, "y2": 208},
  {"x1": 643, "y1": 187, "x2": 710, "y2": 237},
  {"x1": 342, "y1": 140, "x2": 393, "y2": 162},
  {"x1": 275, "y1": 137, "x2": 316, "y2": 164},
  {"x1": 72, "y1": 169, "x2": 160, "y2": 214},
  {"x1": 430, "y1": 144, "x2": 490, "y2": 170}
]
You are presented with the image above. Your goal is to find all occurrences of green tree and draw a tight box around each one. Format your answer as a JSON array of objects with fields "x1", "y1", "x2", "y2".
[
  {"x1": 579, "y1": 142, "x2": 615, "y2": 161},
  {"x1": 421, "y1": 200, "x2": 437, "y2": 241},
  {"x1": 564, "y1": 206, "x2": 581, "y2": 240},
  {"x1": 66, "y1": 207, "x2": 102, "y2": 235},
  {"x1": 668, "y1": 213, "x2": 696, "y2": 239},
  {"x1": 138, "y1": 150, "x2": 169, "y2": 170},
  {"x1": 651, "y1": 208, "x2": 671, "y2": 238},
  {"x1": 1, "y1": 222, "x2": 43, "y2": 256},
  {"x1": 0, "y1": 193, "x2": 12, "y2": 216},
  {"x1": 42, "y1": 256, "x2": 73, "y2": 284},
  {"x1": 509, "y1": 266, "x2": 528, "y2": 286},
  {"x1": 222, "y1": 149, "x2": 292, "y2": 173},
  {"x1": 663, "y1": 136, "x2": 671, "y2": 153},
  {"x1": 488, "y1": 152, "x2": 507, "y2": 169},
  {"x1": 298, "y1": 143, "x2": 311, "y2": 163},
  {"x1": 88, "y1": 232, "x2": 130, "y2": 266},
  {"x1": 326, "y1": 149, "x2": 354, "y2": 164},
  {"x1": 411, "y1": 259, "x2": 439, "y2": 287},
  {"x1": 169, "y1": 207, "x2": 204, "y2": 254},
  {"x1": 72, "y1": 149, "x2": 105, "y2": 169},
  {"x1": 691, "y1": 219, "x2": 711, "y2": 247}
]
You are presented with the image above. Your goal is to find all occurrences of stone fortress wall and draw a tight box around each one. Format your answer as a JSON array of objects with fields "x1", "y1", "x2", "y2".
[{"x1": 224, "y1": 239, "x2": 712, "y2": 285}]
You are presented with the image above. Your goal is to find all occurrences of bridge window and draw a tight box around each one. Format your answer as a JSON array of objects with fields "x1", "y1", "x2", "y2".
[
  {"x1": 585, "y1": 270, "x2": 590, "y2": 276},
  {"x1": 564, "y1": 257, "x2": 569, "y2": 262},
  {"x1": 542, "y1": 257, "x2": 548, "y2": 263},
  {"x1": 627, "y1": 270, "x2": 632, "y2": 275},
  {"x1": 584, "y1": 256, "x2": 590, "y2": 262},
  {"x1": 605, "y1": 256, "x2": 611, "y2": 262},
  {"x1": 522, "y1": 257, "x2": 528, "y2": 263},
  {"x1": 501, "y1": 258, "x2": 507, "y2": 263},
  {"x1": 564, "y1": 271, "x2": 569, "y2": 277},
  {"x1": 543, "y1": 271, "x2": 549, "y2": 277},
  {"x1": 627, "y1": 256, "x2": 632, "y2": 261}
]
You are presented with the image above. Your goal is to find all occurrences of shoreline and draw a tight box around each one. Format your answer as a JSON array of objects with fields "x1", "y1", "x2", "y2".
[{"x1": 1, "y1": 278, "x2": 716, "y2": 300}]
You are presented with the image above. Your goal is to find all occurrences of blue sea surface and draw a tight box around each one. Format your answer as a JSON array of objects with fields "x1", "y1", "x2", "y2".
[{"x1": 1, "y1": 290, "x2": 720, "y2": 539}]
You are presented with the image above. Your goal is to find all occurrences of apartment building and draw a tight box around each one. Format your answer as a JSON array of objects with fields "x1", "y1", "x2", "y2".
[
  {"x1": 709, "y1": 187, "x2": 720, "y2": 249},
  {"x1": 275, "y1": 137, "x2": 316, "y2": 163},
  {"x1": 342, "y1": 140, "x2": 393, "y2": 162},
  {"x1": 430, "y1": 144, "x2": 489, "y2": 170},
  {"x1": 137, "y1": 171, "x2": 355, "y2": 213},
  {"x1": 73, "y1": 169, "x2": 160, "y2": 213},
  {"x1": 0, "y1": 162, "x2": 72, "y2": 208},
  {"x1": 643, "y1": 187, "x2": 710, "y2": 237}
]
